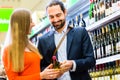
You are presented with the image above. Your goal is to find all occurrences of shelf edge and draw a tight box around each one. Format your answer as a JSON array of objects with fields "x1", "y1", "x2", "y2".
[{"x1": 96, "y1": 54, "x2": 120, "y2": 65}]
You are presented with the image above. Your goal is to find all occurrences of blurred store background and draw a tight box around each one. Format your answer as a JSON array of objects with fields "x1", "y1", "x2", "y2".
[
  {"x1": 1, "y1": 0, "x2": 120, "y2": 80},
  {"x1": 0, "y1": 0, "x2": 86, "y2": 67}
]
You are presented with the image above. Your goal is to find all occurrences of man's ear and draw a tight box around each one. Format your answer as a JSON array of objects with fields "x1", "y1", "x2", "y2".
[{"x1": 64, "y1": 9, "x2": 67, "y2": 16}]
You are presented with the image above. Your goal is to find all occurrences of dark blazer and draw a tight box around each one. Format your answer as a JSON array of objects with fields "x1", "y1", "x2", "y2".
[{"x1": 37, "y1": 26, "x2": 96, "y2": 80}]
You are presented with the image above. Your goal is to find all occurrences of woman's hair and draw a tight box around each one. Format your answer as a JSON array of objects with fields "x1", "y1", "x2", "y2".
[{"x1": 8, "y1": 8, "x2": 42, "y2": 72}]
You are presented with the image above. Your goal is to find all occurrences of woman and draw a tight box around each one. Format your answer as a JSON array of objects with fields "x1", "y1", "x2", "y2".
[{"x1": 2, "y1": 8, "x2": 60, "y2": 80}]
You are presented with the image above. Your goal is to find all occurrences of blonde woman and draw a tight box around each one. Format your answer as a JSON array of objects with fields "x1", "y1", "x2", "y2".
[{"x1": 2, "y1": 8, "x2": 60, "y2": 80}]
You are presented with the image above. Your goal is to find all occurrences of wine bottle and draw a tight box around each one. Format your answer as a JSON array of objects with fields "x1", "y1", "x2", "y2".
[
  {"x1": 112, "y1": 0, "x2": 118, "y2": 13},
  {"x1": 95, "y1": 0, "x2": 98, "y2": 21},
  {"x1": 115, "y1": 60, "x2": 120, "y2": 80},
  {"x1": 94, "y1": 4, "x2": 98, "y2": 22},
  {"x1": 108, "y1": 62, "x2": 113, "y2": 80},
  {"x1": 75, "y1": 15, "x2": 79, "y2": 27},
  {"x1": 68, "y1": 19, "x2": 74, "y2": 28},
  {"x1": 72, "y1": 18, "x2": 76, "y2": 27},
  {"x1": 105, "y1": 0, "x2": 109, "y2": 16},
  {"x1": 117, "y1": 0, "x2": 120, "y2": 10},
  {"x1": 105, "y1": 25, "x2": 112, "y2": 56},
  {"x1": 107, "y1": 24, "x2": 113, "y2": 56},
  {"x1": 95, "y1": 65, "x2": 99, "y2": 78},
  {"x1": 99, "y1": 28, "x2": 104, "y2": 58},
  {"x1": 89, "y1": 69, "x2": 93, "y2": 79},
  {"x1": 100, "y1": 0, "x2": 105, "y2": 19},
  {"x1": 96, "y1": 0, "x2": 100, "y2": 21},
  {"x1": 101, "y1": 27, "x2": 106, "y2": 57},
  {"x1": 116, "y1": 20, "x2": 120, "y2": 54},
  {"x1": 104, "y1": 63, "x2": 110, "y2": 80},
  {"x1": 89, "y1": 0, "x2": 95, "y2": 25},
  {"x1": 52, "y1": 56, "x2": 60, "y2": 69},
  {"x1": 89, "y1": 0, "x2": 93, "y2": 20},
  {"x1": 98, "y1": 64, "x2": 104, "y2": 79},
  {"x1": 99, "y1": 0, "x2": 103, "y2": 19},
  {"x1": 110, "y1": 61, "x2": 116, "y2": 80},
  {"x1": 108, "y1": 0, "x2": 113, "y2": 15},
  {"x1": 93, "y1": 30, "x2": 98, "y2": 59},
  {"x1": 96, "y1": 29, "x2": 101, "y2": 59},
  {"x1": 112, "y1": 22, "x2": 117, "y2": 55},
  {"x1": 79, "y1": 14, "x2": 86, "y2": 27}
]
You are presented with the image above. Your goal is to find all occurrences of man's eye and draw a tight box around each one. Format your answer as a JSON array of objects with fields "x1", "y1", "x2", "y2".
[
  {"x1": 56, "y1": 14, "x2": 61, "y2": 17},
  {"x1": 49, "y1": 16, "x2": 54, "y2": 19}
]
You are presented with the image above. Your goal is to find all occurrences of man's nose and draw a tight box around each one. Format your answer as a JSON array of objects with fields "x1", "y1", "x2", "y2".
[{"x1": 53, "y1": 17, "x2": 59, "y2": 22}]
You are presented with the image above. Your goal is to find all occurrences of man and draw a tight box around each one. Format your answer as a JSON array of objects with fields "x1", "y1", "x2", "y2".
[{"x1": 37, "y1": 1, "x2": 96, "y2": 80}]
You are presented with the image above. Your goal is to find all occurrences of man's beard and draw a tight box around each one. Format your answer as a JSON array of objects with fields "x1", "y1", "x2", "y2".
[{"x1": 52, "y1": 19, "x2": 65, "y2": 30}]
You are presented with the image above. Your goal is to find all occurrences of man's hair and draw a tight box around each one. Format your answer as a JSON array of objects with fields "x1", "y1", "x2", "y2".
[{"x1": 46, "y1": 0, "x2": 66, "y2": 13}]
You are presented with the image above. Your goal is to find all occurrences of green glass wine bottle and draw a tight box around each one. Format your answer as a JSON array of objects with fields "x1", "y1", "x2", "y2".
[{"x1": 52, "y1": 56, "x2": 60, "y2": 69}]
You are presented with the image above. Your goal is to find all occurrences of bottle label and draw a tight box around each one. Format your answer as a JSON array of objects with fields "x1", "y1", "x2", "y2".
[
  {"x1": 101, "y1": 46, "x2": 104, "y2": 57},
  {"x1": 117, "y1": 74, "x2": 120, "y2": 80},
  {"x1": 106, "y1": 44, "x2": 112, "y2": 56},
  {"x1": 94, "y1": 50, "x2": 97, "y2": 59},
  {"x1": 116, "y1": 41, "x2": 120, "y2": 53},
  {"x1": 97, "y1": 46, "x2": 101, "y2": 58}
]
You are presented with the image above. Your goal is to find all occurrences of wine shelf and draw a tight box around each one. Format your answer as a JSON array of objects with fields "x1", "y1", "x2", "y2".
[{"x1": 86, "y1": 10, "x2": 120, "y2": 32}]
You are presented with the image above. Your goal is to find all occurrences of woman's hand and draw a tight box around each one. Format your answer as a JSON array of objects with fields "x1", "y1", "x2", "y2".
[{"x1": 40, "y1": 64, "x2": 61, "y2": 79}]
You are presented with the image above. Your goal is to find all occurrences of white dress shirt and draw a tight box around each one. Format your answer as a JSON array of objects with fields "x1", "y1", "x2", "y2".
[{"x1": 54, "y1": 26, "x2": 71, "y2": 80}]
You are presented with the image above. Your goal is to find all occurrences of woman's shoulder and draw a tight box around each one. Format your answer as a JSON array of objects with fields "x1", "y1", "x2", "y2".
[
  {"x1": 2, "y1": 46, "x2": 8, "y2": 53},
  {"x1": 2, "y1": 45, "x2": 11, "y2": 58},
  {"x1": 1, "y1": 46, "x2": 9, "y2": 65}
]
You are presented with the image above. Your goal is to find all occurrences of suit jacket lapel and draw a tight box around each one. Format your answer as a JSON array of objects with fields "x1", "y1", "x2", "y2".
[
  {"x1": 47, "y1": 27, "x2": 74, "y2": 58},
  {"x1": 47, "y1": 31, "x2": 56, "y2": 54},
  {"x1": 67, "y1": 28, "x2": 74, "y2": 56}
]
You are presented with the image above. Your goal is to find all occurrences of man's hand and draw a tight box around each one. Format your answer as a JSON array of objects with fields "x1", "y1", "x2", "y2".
[{"x1": 60, "y1": 60, "x2": 73, "y2": 73}]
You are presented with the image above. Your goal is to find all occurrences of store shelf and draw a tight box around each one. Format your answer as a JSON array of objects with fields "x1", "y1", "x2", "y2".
[
  {"x1": 96, "y1": 54, "x2": 120, "y2": 65},
  {"x1": 67, "y1": 0, "x2": 89, "y2": 18},
  {"x1": 29, "y1": 18, "x2": 50, "y2": 39},
  {"x1": 86, "y1": 10, "x2": 120, "y2": 32}
]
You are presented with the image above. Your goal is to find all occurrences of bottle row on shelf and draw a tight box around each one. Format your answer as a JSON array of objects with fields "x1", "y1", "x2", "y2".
[
  {"x1": 89, "y1": 60, "x2": 120, "y2": 80},
  {"x1": 89, "y1": 19, "x2": 120, "y2": 60},
  {"x1": 68, "y1": 13, "x2": 86, "y2": 28},
  {"x1": 89, "y1": 0, "x2": 120, "y2": 25}
]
